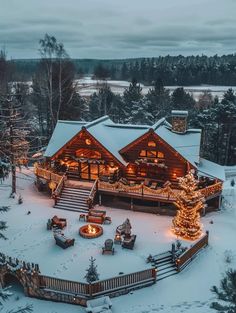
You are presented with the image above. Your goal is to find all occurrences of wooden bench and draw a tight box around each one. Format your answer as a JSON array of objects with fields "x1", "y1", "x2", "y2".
[{"x1": 86, "y1": 209, "x2": 106, "y2": 224}]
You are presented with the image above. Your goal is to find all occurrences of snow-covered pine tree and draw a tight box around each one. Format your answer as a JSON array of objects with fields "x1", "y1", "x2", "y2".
[
  {"x1": 0, "y1": 206, "x2": 9, "y2": 240},
  {"x1": 172, "y1": 172, "x2": 205, "y2": 241},
  {"x1": 0, "y1": 94, "x2": 29, "y2": 195},
  {"x1": 211, "y1": 269, "x2": 236, "y2": 313},
  {"x1": 124, "y1": 98, "x2": 154, "y2": 125},
  {"x1": 84, "y1": 257, "x2": 99, "y2": 283}
]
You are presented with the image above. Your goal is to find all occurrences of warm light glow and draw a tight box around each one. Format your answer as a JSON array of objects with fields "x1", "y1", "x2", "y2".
[
  {"x1": 148, "y1": 141, "x2": 156, "y2": 147},
  {"x1": 172, "y1": 172, "x2": 205, "y2": 241},
  {"x1": 85, "y1": 139, "x2": 91, "y2": 145},
  {"x1": 87, "y1": 224, "x2": 97, "y2": 234}
]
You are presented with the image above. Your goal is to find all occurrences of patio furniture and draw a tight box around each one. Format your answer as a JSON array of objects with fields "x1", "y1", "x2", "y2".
[
  {"x1": 122, "y1": 235, "x2": 136, "y2": 250},
  {"x1": 47, "y1": 219, "x2": 52, "y2": 230},
  {"x1": 114, "y1": 233, "x2": 122, "y2": 245},
  {"x1": 102, "y1": 239, "x2": 115, "y2": 255},
  {"x1": 54, "y1": 233, "x2": 75, "y2": 249},
  {"x1": 86, "y1": 296, "x2": 112, "y2": 313},
  {"x1": 104, "y1": 216, "x2": 112, "y2": 224},
  {"x1": 86, "y1": 209, "x2": 106, "y2": 224},
  {"x1": 51, "y1": 215, "x2": 67, "y2": 229},
  {"x1": 79, "y1": 213, "x2": 86, "y2": 221},
  {"x1": 116, "y1": 218, "x2": 132, "y2": 236}
]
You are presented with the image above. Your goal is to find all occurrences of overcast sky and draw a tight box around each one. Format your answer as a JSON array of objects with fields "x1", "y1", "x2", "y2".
[{"x1": 1, "y1": 0, "x2": 236, "y2": 59}]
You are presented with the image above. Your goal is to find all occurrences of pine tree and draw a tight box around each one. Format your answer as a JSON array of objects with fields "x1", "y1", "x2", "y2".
[
  {"x1": 211, "y1": 269, "x2": 236, "y2": 313},
  {"x1": 0, "y1": 206, "x2": 9, "y2": 240},
  {"x1": 0, "y1": 95, "x2": 29, "y2": 195},
  {"x1": 172, "y1": 172, "x2": 205, "y2": 241},
  {"x1": 84, "y1": 257, "x2": 99, "y2": 283}
]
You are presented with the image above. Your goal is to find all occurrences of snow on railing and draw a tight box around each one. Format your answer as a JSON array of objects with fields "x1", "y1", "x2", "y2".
[{"x1": 98, "y1": 180, "x2": 222, "y2": 201}]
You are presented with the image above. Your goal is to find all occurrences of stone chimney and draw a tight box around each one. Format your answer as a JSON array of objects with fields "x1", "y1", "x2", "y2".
[{"x1": 171, "y1": 110, "x2": 188, "y2": 133}]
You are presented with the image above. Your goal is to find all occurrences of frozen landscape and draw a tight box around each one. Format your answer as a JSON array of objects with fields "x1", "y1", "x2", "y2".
[
  {"x1": 0, "y1": 168, "x2": 236, "y2": 313},
  {"x1": 76, "y1": 76, "x2": 236, "y2": 100}
]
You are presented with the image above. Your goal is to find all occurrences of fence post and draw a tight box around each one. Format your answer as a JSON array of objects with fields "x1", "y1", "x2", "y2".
[
  {"x1": 89, "y1": 283, "x2": 93, "y2": 298},
  {"x1": 152, "y1": 268, "x2": 157, "y2": 283}
]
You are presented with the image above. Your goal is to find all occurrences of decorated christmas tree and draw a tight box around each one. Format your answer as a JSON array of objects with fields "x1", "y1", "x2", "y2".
[
  {"x1": 172, "y1": 171, "x2": 205, "y2": 241},
  {"x1": 84, "y1": 257, "x2": 99, "y2": 283}
]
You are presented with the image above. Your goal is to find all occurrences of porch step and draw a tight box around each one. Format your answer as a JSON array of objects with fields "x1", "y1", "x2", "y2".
[{"x1": 54, "y1": 186, "x2": 90, "y2": 213}]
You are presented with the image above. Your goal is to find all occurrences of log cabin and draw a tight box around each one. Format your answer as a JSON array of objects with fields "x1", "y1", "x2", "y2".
[{"x1": 35, "y1": 111, "x2": 224, "y2": 215}]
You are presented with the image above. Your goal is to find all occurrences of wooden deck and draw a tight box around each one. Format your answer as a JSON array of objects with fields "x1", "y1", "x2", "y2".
[{"x1": 35, "y1": 166, "x2": 223, "y2": 203}]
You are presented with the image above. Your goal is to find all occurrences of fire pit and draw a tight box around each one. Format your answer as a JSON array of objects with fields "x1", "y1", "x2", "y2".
[{"x1": 79, "y1": 224, "x2": 103, "y2": 239}]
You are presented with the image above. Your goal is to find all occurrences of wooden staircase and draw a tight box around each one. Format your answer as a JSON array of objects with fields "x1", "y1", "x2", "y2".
[
  {"x1": 54, "y1": 186, "x2": 90, "y2": 213},
  {"x1": 148, "y1": 251, "x2": 177, "y2": 281}
]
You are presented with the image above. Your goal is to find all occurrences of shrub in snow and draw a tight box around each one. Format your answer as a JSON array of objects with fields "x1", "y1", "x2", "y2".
[
  {"x1": 211, "y1": 269, "x2": 236, "y2": 313},
  {"x1": 231, "y1": 179, "x2": 235, "y2": 187},
  {"x1": 84, "y1": 256, "x2": 99, "y2": 283},
  {"x1": 224, "y1": 250, "x2": 234, "y2": 264},
  {"x1": 18, "y1": 195, "x2": 23, "y2": 205}
]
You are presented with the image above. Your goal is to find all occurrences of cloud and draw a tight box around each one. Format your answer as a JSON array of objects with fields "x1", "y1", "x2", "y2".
[{"x1": 0, "y1": 0, "x2": 236, "y2": 58}]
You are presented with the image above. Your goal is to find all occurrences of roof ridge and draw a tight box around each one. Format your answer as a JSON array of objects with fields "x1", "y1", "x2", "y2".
[
  {"x1": 57, "y1": 120, "x2": 86, "y2": 124},
  {"x1": 84, "y1": 115, "x2": 111, "y2": 129},
  {"x1": 105, "y1": 124, "x2": 149, "y2": 130},
  {"x1": 151, "y1": 117, "x2": 166, "y2": 130}
]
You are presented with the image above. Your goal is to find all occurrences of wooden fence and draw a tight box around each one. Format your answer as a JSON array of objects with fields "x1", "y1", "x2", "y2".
[
  {"x1": 175, "y1": 231, "x2": 209, "y2": 272},
  {"x1": 39, "y1": 275, "x2": 88, "y2": 296},
  {"x1": 39, "y1": 268, "x2": 156, "y2": 299}
]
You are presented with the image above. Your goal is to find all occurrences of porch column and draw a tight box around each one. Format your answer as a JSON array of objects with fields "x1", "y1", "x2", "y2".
[{"x1": 99, "y1": 194, "x2": 102, "y2": 206}]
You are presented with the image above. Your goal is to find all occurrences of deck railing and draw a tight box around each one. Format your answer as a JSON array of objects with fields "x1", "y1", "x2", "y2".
[
  {"x1": 87, "y1": 178, "x2": 98, "y2": 209},
  {"x1": 35, "y1": 166, "x2": 222, "y2": 202},
  {"x1": 35, "y1": 166, "x2": 63, "y2": 184},
  {"x1": 98, "y1": 180, "x2": 222, "y2": 201},
  {"x1": 175, "y1": 231, "x2": 209, "y2": 272},
  {"x1": 53, "y1": 174, "x2": 67, "y2": 204},
  {"x1": 39, "y1": 267, "x2": 156, "y2": 299}
]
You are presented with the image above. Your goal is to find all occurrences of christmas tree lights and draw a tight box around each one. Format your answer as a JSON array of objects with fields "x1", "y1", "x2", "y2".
[{"x1": 172, "y1": 171, "x2": 205, "y2": 241}]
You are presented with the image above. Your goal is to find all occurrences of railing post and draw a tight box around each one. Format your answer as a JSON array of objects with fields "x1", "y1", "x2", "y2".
[
  {"x1": 89, "y1": 283, "x2": 93, "y2": 298},
  {"x1": 141, "y1": 183, "x2": 144, "y2": 196}
]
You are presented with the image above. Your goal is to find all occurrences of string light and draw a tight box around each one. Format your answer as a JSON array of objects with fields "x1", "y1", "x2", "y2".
[{"x1": 172, "y1": 171, "x2": 205, "y2": 241}]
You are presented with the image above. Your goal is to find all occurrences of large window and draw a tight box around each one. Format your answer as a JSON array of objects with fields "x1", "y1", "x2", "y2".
[
  {"x1": 76, "y1": 148, "x2": 101, "y2": 159},
  {"x1": 139, "y1": 150, "x2": 164, "y2": 159}
]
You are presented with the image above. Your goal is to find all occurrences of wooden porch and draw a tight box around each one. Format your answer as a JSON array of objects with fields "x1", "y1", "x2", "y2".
[{"x1": 34, "y1": 166, "x2": 223, "y2": 205}]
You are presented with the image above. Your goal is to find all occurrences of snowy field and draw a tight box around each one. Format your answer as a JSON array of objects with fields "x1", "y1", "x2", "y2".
[
  {"x1": 0, "y1": 168, "x2": 236, "y2": 313},
  {"x1": 76, "y1": 76, "x2": 236, "y2": 100}
]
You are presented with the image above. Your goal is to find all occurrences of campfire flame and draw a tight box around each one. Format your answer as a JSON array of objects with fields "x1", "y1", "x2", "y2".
[{"x1": 87, "y1": 224, "x2": 97, "y2": 234}]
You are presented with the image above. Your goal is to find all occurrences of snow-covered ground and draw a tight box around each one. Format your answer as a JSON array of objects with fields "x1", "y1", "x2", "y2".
[
  {"x1": 76, "y1": 76, "x2": 236, "y2": 100},
  {"x1": 0, "y1": 168, "x2": 236, "y2": 313}
]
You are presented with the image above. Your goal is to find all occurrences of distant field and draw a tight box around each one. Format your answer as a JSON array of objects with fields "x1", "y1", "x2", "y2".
[{"x1": 76, "y1": 76, "x2": 236, "y2": 100}]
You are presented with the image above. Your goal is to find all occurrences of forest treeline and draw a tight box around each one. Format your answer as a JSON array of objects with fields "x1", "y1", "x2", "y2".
[
  {"x1": 11, "y1": 54, "x2": 236, "y2": 86},
  {"x1": 0, "y1": 35, "x2": 236, "y2": 169}
]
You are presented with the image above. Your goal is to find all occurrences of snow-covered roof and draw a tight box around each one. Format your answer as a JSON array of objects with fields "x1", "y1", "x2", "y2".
[
  {"x1": 44, "y1": 120, "x2": 86, "y2": 157},
  {"x1": 197, "y1": 158, "x2": 225, "y2": 181},
  {"x1": 45, "y1": 115, "x2": 202, "y2": 168},
  {"x1": 155, "y1": 122, "x2": 201, "y2": 166}
]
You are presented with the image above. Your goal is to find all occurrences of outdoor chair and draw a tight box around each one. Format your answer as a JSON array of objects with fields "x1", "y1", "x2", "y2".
[
  {"x1": 122, "y1": 235, "x2": 136, "y2": 250},
  {"x1": 51, "y1": 215, "x2": 67, "y2": 229},
  {"x1": 102, "y1": 239, "x2": 115, "y2": 255}
]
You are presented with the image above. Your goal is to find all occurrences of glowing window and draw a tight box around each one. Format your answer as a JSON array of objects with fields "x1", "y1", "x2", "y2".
[
  {"x1": 157, "y1": 151, "x2": 164, "y2": 158},
  {"x1": 85, "y1": 139, "x2": 91, "y2": 145},
  {"x1": 147, "y1": 151, "x2": 157, "y2": 158},
  {"x1": 148, "y1": 141, "x2": 156, "y2": 147},
  {"x1": 139, "y1": 150, "x2": 146, "y2": 157}
]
